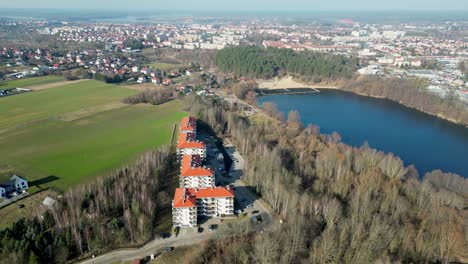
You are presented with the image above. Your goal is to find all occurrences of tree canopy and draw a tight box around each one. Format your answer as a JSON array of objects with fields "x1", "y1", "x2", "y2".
[{"x1": 215, "y1": 46, "x2": 359, "y2": 80}]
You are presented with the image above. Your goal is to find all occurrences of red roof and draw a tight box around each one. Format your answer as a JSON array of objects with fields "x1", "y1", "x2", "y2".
[
  {"x1": 173, "y1": 188, "x2": 197, "y2": 208},
  {"x1": 180, "y1": 116, "x2": 196, "y2": 132},
  {"x1": 181, "y1": 155, "x2": 213, "y2": 177},
  {"x1": 173, "y1": 187, "x2": 234, "y2": 208},
  {"x1": 177, "y1": 132, "x2": 205, "y2": 149},
  {"x1": 193, "y1": 187, "x2": 234, "y2": 198}
]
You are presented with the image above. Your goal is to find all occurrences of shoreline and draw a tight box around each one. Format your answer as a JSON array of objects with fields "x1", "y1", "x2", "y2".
[{"x1": 257, "y1": 77, "x2": 468, "y2": 128}]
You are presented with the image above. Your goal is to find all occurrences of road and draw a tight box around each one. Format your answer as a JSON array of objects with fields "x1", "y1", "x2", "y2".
[
  {"x1": 80, "y1": 139, "x2": 275, "y2": 264},
  {"x1": 80, "y1": 231, "x2": 212, "y2": 264}
]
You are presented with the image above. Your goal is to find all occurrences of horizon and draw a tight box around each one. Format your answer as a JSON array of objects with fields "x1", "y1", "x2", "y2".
[{"x1": 1, "y1": 0, "x2": 468, "y2": 11}]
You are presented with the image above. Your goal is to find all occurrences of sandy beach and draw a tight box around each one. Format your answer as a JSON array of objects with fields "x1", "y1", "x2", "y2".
[{"x1": 257, "y1": 76, "x2": 338, "y2": 89}]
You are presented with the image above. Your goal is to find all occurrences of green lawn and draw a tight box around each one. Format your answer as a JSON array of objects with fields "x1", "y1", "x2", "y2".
[
  {"x1": 0, "y1": 75, "x2": 64, "y2": 90},
  {"x1": 0, "y1": 101, "x2": 185, "y2": 191},
  {"x1": 0, "y1": 80, "x2": 136, "y2": 129},
  {"x1": 0, "y1": 80, "x2": 186, "y2": 191}
]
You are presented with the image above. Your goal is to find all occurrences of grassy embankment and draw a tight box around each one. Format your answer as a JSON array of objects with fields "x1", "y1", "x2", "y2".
[{"x1": 0, "y1": 79, "x2": 186, "y2": 192}]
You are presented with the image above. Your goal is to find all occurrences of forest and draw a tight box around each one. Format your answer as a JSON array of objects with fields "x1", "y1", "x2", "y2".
[
  {"x1": 0, "y1": 147, "x2": 176, "y2": 263},
  {"x1": 180, "y1": 95, "x2": 467, "y2": 264},
  {"x1": 215, "y1": 46, "x2": 359, "y2": 80}
]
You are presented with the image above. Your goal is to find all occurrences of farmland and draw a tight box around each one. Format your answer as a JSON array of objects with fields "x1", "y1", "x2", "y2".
[
  {"x1": 0, "y1": 79, "x2": 136, "y2": 130},
  {"x1": 0, "y1": 75, "x2": 64, "y2": 90},
  {"x1": 0, "y1": 79, "x2": 186, "y2": 191}
]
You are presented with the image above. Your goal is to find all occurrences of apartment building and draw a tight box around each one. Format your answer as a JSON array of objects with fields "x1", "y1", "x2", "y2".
[
  {"x1": 172, "y1": 116, "x2": 235, "y2": 228},
  {"x1": 176, "y1": 131, "x2": 206, "y2": 158},
  {"x1": 180, "y1": 154, "x2": 215, "y2": 188},
  {"x1": 180, "y1": 116, "x2": 197, "y2": 134},
  {"x1": 172, "y1": 187, "x2": 235, "y2": 228}
]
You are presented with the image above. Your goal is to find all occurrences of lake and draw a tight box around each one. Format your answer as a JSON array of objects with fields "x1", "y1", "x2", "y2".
[{"x1": 258, "y1": 89, "x2": 468, "y2": 178}]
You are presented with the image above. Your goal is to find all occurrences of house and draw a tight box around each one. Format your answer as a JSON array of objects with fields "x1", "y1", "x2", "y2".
[
  {"x1": 162, "y1": 78, "x2": 173, "y2": 86},
  {"x1": 180, "y1": 155, "x2": 215, "y2": 188},
  {"x1": 140, "y1": 67, "x2": 150, "y2": 75},
  {"x1": 132, "y1": 66, "x2": 140, "y2": 73},
  {"x1": 137, "y1": 76, "x2": 147, "y2": 83},
  {"x1": 0, "y1": 175, "x2": 29, "y2": 198},
  {"x1": 172, "y1": 186, "x2": 235, "y2": 227},
  {"x1": 151, "y1": 77, "x2": 161, "y2": 85}
]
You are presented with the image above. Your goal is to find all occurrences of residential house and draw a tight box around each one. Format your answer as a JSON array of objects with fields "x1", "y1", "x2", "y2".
[
  {"x1": 162, "y1": 78, "x2": 173, "y2": 86},
  {"x1": 0, "y1": 175, "x2": 29, "y2": 198}
]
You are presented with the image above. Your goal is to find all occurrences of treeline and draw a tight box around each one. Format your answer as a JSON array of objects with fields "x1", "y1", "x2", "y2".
[
  {"x1": 215, "y1": 46, "x2": 359, "y2": 80},
  {"x1": 342, "y1": 76, "x2": 468, "y2": 126},
  {"x1": 182, "y1": 95, "x2": 466, "y2": 263},
  {"x1": 122, "y1": 87, "x2": 175, "y2": 105},
  {"x1": 0, "y1": 147, "x2": 176, "y2": 263}
]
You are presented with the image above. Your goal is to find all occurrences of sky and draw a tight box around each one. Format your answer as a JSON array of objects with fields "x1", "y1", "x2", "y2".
[{"x1": 0, "y1": 0, "x2": 467, "y2": 11}]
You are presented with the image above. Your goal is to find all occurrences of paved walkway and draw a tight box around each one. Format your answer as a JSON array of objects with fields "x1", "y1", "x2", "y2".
[{"x1": 0, "y1": 192, "x2": 29, "y2": 209}]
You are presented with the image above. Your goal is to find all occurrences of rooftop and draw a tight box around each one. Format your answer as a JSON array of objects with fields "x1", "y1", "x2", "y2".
[
  {"x1": 181, "y1": 155, "x2": 213, "y2": 177},
  {"x1": 177, "y1": 132, "x2": 205, "y2": 149}
]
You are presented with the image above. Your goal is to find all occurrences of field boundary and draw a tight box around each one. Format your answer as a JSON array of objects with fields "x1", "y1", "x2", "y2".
[{"x1": 170, "y1": 122, "x2": 178, "y2": 145}]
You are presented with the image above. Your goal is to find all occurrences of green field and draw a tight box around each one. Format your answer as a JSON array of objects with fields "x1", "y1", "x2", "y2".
[
  {"x1": 149, "y1": 62, "x2": 183, "y2": 71},
  {"x1": 0, "y1": 80, "x2": 136, "y2": 129},
  {"x1": 0, "y1": 80, "x2": 186, "y2": 191},
  {"x1": 0, "y1": 75, "x2": 64, "y2": 90}
]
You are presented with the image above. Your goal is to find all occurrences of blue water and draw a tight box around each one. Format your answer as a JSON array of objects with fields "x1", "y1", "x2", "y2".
[{"x1": 258, "y1": 90, "x2": 468, "y2": 177}]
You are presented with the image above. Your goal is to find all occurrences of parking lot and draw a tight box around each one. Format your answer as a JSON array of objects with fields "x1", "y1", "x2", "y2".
[{"x1": 198, "y1": 131, "x2": 272, "y2": 225}]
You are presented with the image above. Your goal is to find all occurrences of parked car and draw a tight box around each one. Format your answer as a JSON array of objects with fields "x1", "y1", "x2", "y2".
[
  {"x1": 159, "y1": 232, "x2": 171, "y2": 239},
  {"x1": 163, "y1": 247, "x2": 173, "y2": 253},
  {"x1": 251, "y1": 210, "x2": 259, "y2": 214},
  {"x1": 208, "y1": 224, "x2": 218, "y2": 231}
]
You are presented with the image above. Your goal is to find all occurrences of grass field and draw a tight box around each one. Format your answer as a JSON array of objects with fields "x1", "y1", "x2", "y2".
[
  {"x1": 149, "y1": 62, "x2": 183, "y2": 71},
  {"x1": 0, "y1": 80, "x2": 186, "y2": 191},
  {"x1": 0, "y1": 80, "x2": 136, "y2": 130},
  {"x1": 0, "y1": 75, "x2": 64, "y2": 90}
]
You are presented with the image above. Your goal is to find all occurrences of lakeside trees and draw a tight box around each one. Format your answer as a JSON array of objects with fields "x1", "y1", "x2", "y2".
[
  {"x1": 182, "y1": 95, "x2": 466, "y2": 263},
  {"x1": 342, "y1": 76, "x2": 468, "y2": 126},
  {"x1": 215, "y1": 46, "x2": 359, "y2": 80}
]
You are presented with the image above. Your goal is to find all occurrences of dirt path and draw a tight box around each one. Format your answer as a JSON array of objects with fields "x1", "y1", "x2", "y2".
[{"x1": 27, "y1": 79, "x2": 87, "y2": 91}]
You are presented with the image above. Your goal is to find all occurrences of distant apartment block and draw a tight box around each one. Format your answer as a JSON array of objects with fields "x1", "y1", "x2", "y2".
[
  {"x1": 180, "y1": 116, "x2": 197, "y2": 133},
  {"x1": 172, "y1": 187, "x2": 235, "y2": 228},
  {"x1": 176, "y1": 116, "x2": 206, "y2": 158}
]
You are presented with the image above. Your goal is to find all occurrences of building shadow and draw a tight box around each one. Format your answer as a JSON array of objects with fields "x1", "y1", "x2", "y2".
[
  {"x1": 29, "y1": 175, "x2": 60, "y2": 189},
  {"x1": 232, "y1": 185, "x2": 259, "y2": 211}
]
